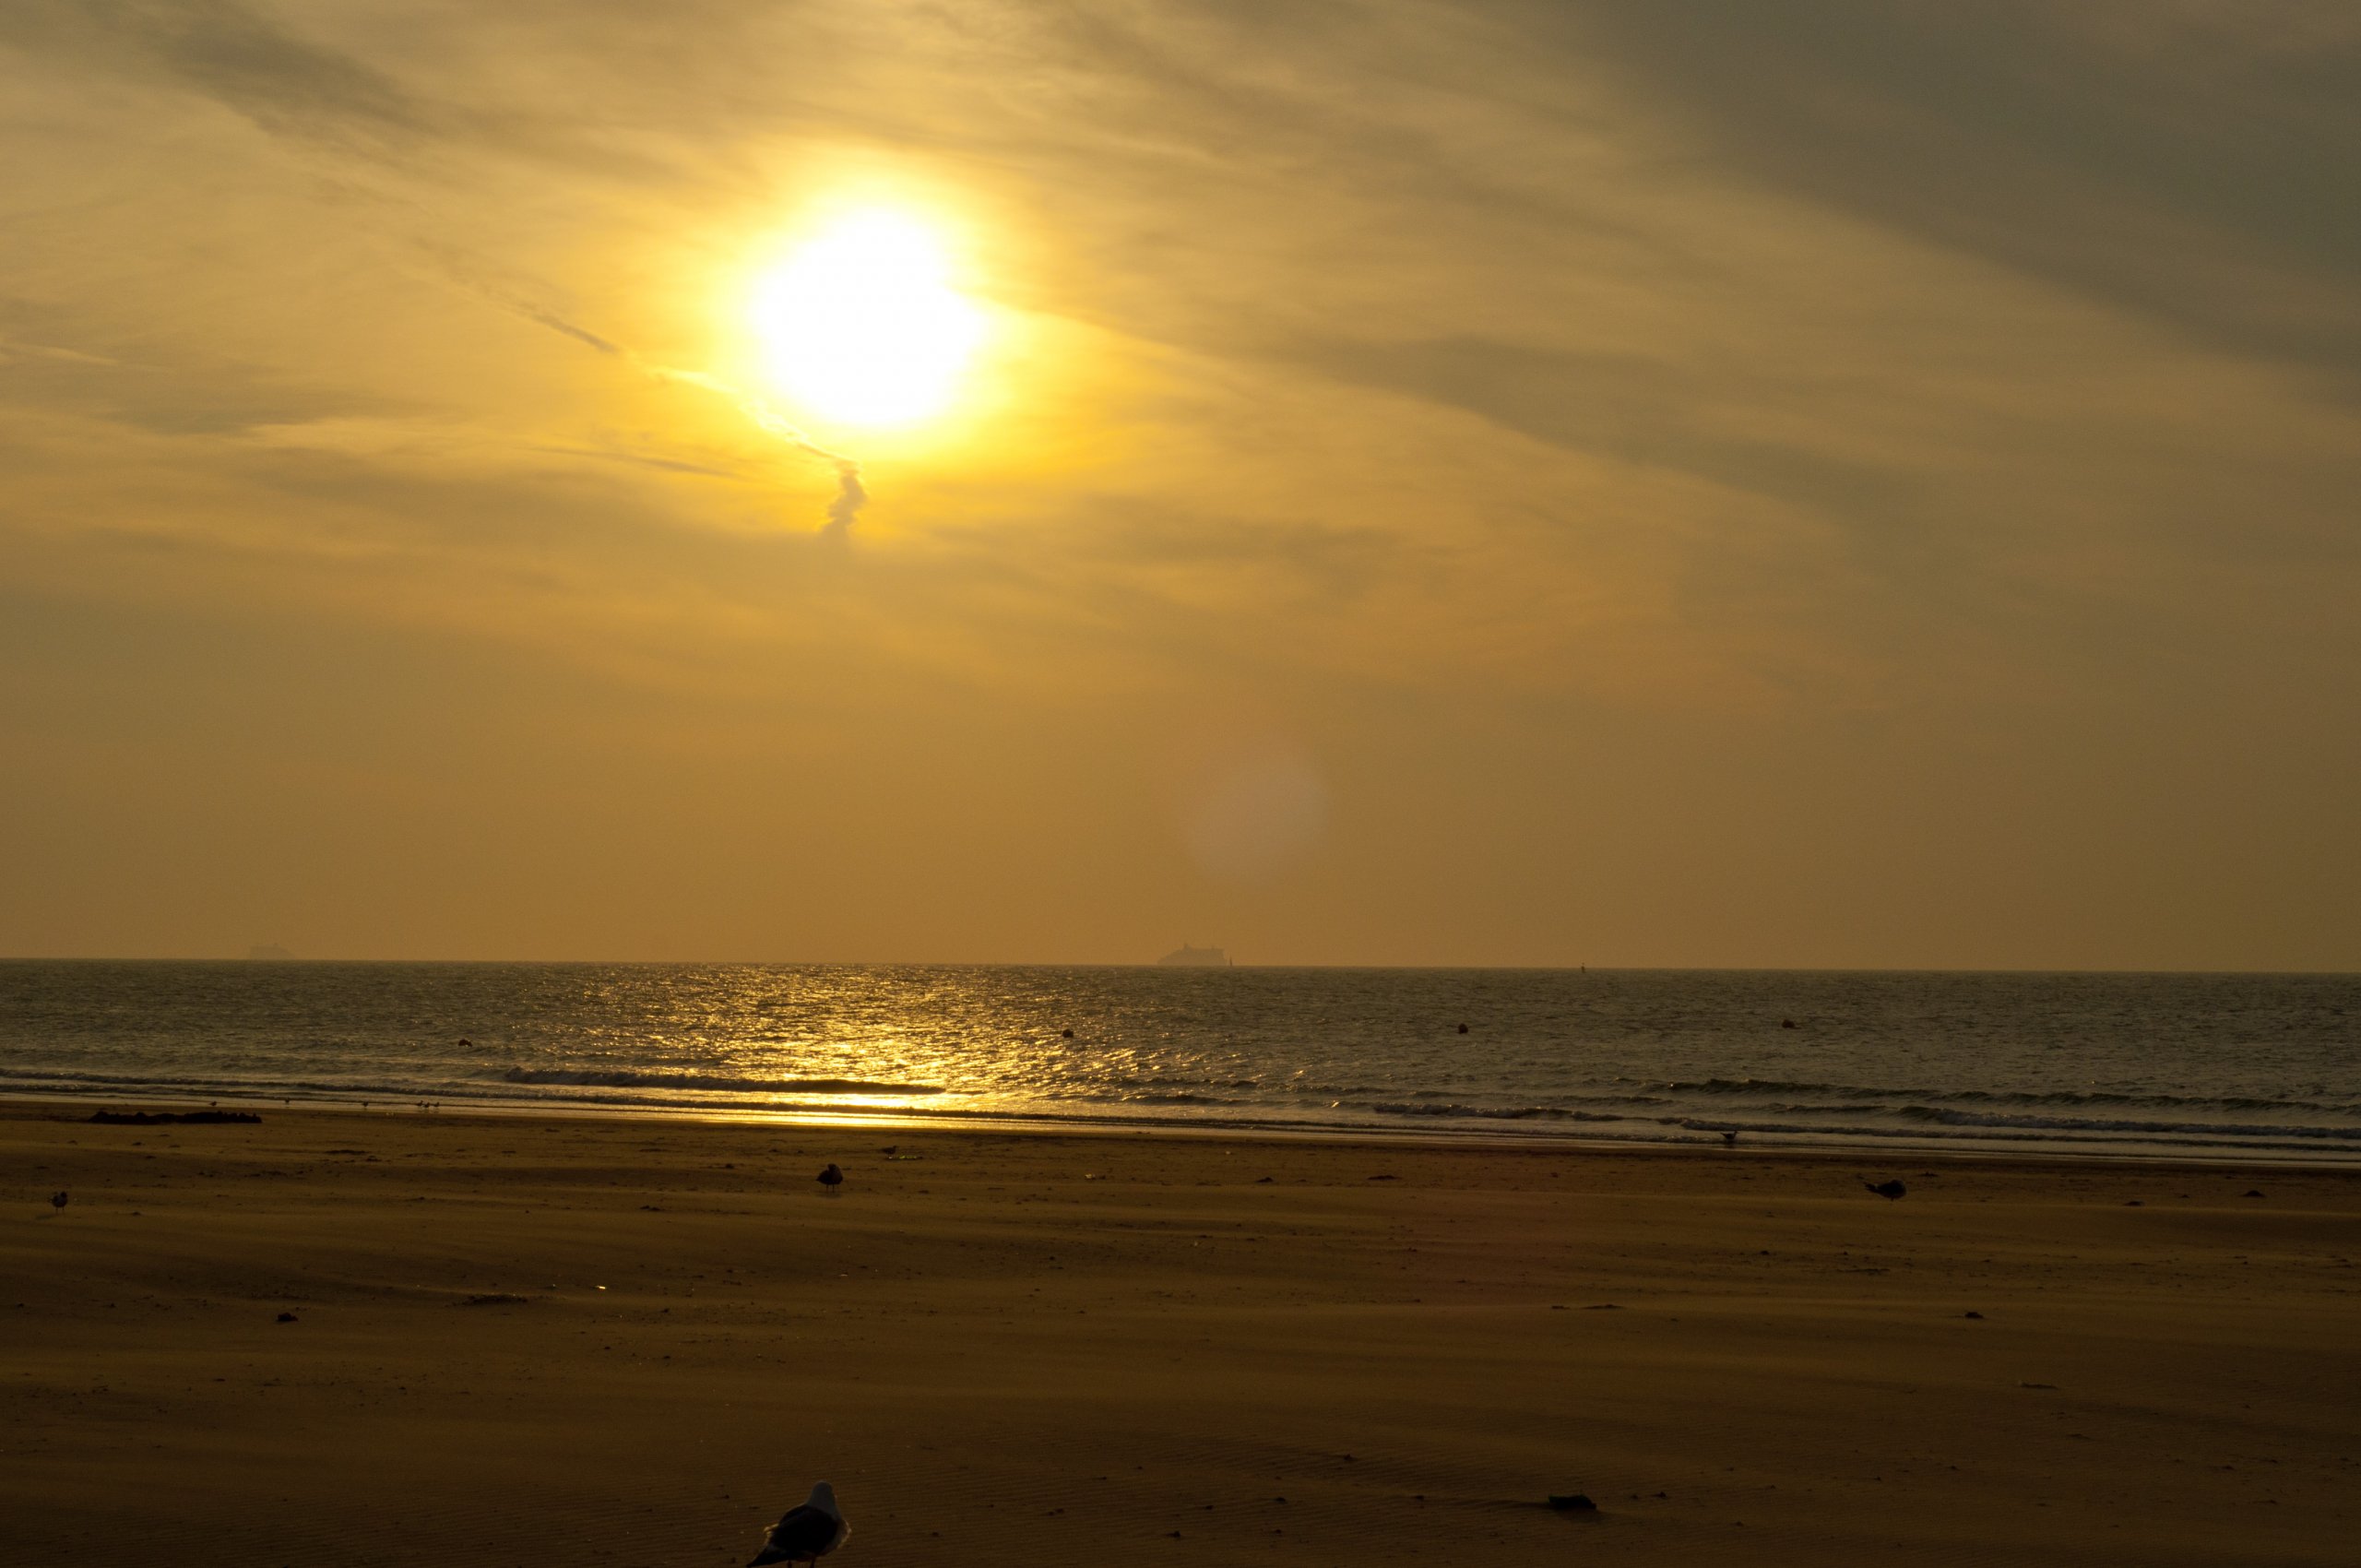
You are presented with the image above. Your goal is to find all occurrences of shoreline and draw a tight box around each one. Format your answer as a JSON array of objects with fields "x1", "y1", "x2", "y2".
[
  {"x1": 9, "y1": 968, "x2": 2351, "y2": 1174},
  {"x1": 7, "y1": 956, "x2": 2358, "y2": 972},
  {"x1": 7, "y1": 1087, "x2": 2360, "y2": 1172}
]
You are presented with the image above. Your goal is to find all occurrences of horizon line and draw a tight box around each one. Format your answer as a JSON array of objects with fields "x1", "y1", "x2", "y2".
[{"x1": 0, "y1": 956, "x2": 2353, "y2": 978}]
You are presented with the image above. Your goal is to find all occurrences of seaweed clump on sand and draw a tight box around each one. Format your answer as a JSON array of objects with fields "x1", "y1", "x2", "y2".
[{"x1": 89, "y1": 1109, "x2": 263, "y2": 1125}]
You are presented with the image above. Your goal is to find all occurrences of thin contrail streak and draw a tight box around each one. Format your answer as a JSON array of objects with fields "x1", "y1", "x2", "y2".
[
  {"x1": 447, "y1": 264, "x2": 866, "y2": 536},
  {"x1": 654, "y1": 368, "x2": 868, "y2": 540}
]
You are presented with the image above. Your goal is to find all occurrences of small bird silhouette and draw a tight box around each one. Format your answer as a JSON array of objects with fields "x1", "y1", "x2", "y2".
[
  {"x1": 49, "y1": 1191, "x2": 68, "y2": 1214},
  {"x1": 1720, "y1": 1131, "x2": 1739, "y2": 1147},
  {"x1": 1864, "y1": 1179, "x2": 1907, "y2": 1201},
  {"x1": 752, "y1": 1480, "x2": 848, "y2": 1565},
  {"x1": 816, "y1": 1163, "x2": 844, "y2": 1197}
]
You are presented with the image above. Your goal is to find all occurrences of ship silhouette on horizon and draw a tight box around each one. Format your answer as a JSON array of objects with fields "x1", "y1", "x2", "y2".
[{"x1": 1157, "y1": 943, "x2": 1233, "y2": 968}]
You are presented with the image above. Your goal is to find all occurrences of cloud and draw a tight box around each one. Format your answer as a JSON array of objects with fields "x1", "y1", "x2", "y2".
[
  {"x1": 0, "y1": 0, "x2": 2355, "y2": 964},
  {"x1": 410, "y1": 243, "x2": 869, "y2": 536},
  {"x1": 0, "y1": 0, "x2": 433, "y2": 150},
  {"x1": 1548, "y1": 1, "x2": 2361, "y2": 376},
  {"x1": 660, "y1": 370, "x2": 869, "y2": 540},
  {"x1": 0, "y1": 298, "x2": 384, "y2": 437},
  {"x1": 1289, "y1": 334, "x2": 1926, "y2": 524}
]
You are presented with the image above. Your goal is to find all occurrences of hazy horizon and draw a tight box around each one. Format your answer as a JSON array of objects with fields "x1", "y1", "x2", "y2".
[
  {"x1": 6, "y1": 954, "x2": 2355, "y2": 977},
  {"x1": 4, "y1": 4, "x2": 2356, "y2": 970}
]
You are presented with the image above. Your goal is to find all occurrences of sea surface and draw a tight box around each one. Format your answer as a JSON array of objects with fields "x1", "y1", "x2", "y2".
[{"x1": 2, "y1": 962, "x2": 2355, "y2": 1162}]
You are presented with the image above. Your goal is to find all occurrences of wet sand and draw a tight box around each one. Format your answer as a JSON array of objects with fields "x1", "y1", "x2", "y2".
[{"x1": 4, "y1": 1102, "x2": 2357, "y2": 1565}]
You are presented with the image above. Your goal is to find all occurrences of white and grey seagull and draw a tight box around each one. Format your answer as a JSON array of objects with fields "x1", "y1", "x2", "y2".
[{"x1": 750, "y1": 1481, "x2": 848, "y2": 1566}]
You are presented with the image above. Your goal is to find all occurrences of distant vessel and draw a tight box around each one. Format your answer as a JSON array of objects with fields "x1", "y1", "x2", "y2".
[{"x1": 1157, "y1": 943, "x2": 1233, "y2": 968}]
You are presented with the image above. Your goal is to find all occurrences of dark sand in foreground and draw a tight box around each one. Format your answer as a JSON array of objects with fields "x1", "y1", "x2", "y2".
[{"x1": 5, "y1": 1105, "x2": 2358, "y2": 1565}]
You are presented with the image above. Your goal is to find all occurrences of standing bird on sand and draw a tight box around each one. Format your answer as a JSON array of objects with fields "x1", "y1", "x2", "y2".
[
  {"x1": 816, "y1": 1163, "x2": 844, "y2": 1198},
  {"x1": 1864, "y1": 1179, "x2": 1907, "y2": 1201},
  {"x1": 49, "y1": 1191, "x2": 67, "y2": 1215},
  {"x1": 751, "y1": 1481, "x2": 848, "y2": 1565}
]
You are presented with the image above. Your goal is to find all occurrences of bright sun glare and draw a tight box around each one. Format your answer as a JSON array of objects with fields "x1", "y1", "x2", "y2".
[{"x1": 747, "y1": 209, "x2": 985, "y2": 429}]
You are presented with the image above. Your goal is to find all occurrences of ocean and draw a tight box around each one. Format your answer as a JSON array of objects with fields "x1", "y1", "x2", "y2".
[{"x1": 1, "y1": 962, "x2": 2355, "y2": 1162}]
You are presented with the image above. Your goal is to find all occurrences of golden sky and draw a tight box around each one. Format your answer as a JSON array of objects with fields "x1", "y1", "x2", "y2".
[{"x1": 1, "y1": 2, "x2": 2355, "y2": 966}]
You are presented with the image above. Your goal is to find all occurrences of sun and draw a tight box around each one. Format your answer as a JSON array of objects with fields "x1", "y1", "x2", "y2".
[{"x1": 745, "y1": 209, "x2": 986, "y2": 429}]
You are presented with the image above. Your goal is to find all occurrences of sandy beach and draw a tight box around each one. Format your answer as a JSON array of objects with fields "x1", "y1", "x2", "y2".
[{"x1": 4, "y1": 1103, "x2": 2356, "y2": 1566}]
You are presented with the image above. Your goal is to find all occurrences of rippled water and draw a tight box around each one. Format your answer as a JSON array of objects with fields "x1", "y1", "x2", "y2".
[{"x1": 2, "y1": 962, "x2": 2355, "y2": 1161}]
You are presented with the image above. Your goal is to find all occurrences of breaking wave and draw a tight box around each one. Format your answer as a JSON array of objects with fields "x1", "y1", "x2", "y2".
[
  {"x1": 1640, "y1": 1077, "x2": 2360, "y2": 1118},
  {"x1": 1897, "y1": 1105, "x2": 2361, "y2": 1139},
  {"x1": 5, "y1": 962, "x2": 2355, "y2": 1161},
  {"x1": 498, "y1": 1068, "x2": 942, "y2": 1096},
  {"x1": 1371, "y1": 1102, "x2": 1631, "y2": 1123}
]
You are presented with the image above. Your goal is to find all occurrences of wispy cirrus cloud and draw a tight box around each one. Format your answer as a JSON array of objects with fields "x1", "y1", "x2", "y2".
[
  {"x1": 0, "y1": 0, "x2": 434, "y2": 148},
  {"x1": 0, "y1": 1, "x2": 2355, "y2": 964}
]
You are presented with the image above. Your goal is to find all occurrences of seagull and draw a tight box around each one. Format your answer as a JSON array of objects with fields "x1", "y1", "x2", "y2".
[
  {"x1": 817, "y1": 1163, "x2": 844, "y2": 1197},
  {"x1": 751, "y1": 1481, "x2": 848, "y2": 1565},
  {"x1": 1864, "y1": 1179, "x2": 1907, "y2": 1201}
]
